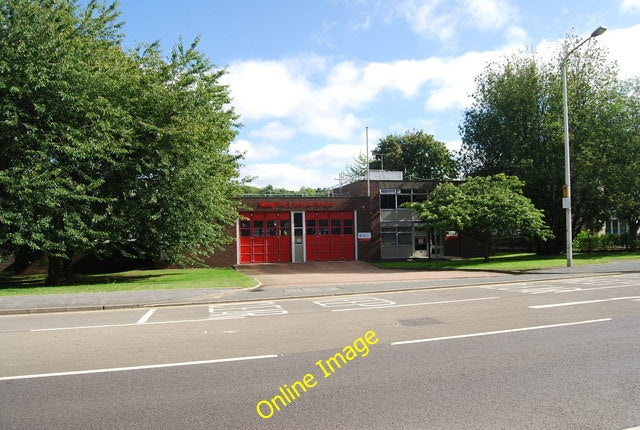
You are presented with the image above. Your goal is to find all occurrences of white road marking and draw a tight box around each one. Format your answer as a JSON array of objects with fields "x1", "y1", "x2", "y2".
[
  {"x1": 26, "y1": 295, "x2": 498, "y2": 331},
  {"x1": 529, "y1": 296, "x2": 640, "y2": 309},
  {"x1": 30, "y1": 318, "x2": 213, "y2": 332},
  {"x1": 482, "y1": 275, "x2": 639, "y2": 295},
  {"x1": 136, "y1": 309, "x2": 156, "y2": 324},
  {"x1": 331, "y1": 296, "x2": 500, "y2": 312},
  {"x1": 208, "y1": 301, "x2": 288, "y2": 320},
  {"x1": 390, "y1": 318, "x2": 612, "y2": 346},
  {"x1": 0, "y1": 354, "x2": 279, "y2": 382},
  {"x1": 555, "y1": 285, "x2": 636, "y2": 293},
  {"x1": 313, "y1": 296, "x2": 396, "y2": 308}
]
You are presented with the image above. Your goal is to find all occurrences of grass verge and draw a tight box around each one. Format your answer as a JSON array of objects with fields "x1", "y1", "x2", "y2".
[
  {"x1": 0, "y1": 268, "x2": 257, "y2": 296},
  {"x1": 375, "y1": 252, "x2": 640, "y2": 272}
]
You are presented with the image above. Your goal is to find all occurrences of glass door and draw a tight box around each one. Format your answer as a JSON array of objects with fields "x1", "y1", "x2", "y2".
[{"x1": 292, "y1": 211, "x2": 305, "y2": 262}]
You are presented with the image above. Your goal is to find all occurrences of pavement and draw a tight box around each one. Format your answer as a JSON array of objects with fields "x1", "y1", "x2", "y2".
[{"x1": 0, "y1": 259, "x2": 638, "y2": 315}]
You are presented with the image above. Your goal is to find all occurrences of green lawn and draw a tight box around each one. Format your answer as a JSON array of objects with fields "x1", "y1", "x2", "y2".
[
  {"x1": 2, "y1": 251, "x2": 638, "y2": 296},
  {"x1": 375, "y1": 252, "x2": 640, "y2": 272},
  {"x1": 0, "y1": 268, "x2": 257, "y2": 296}
]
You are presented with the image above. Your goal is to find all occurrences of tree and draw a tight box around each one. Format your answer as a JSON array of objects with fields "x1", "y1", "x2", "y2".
[
  {"x1": 0, "y1": 0, "x2": 130, "y2": 283},
  {"x1": 102, "y1": 38, "x2": 242, "y2": 268},
  {"x1": 371, "y1": 130, "x2": 458, "y2": 180},
  {"x1": 459, "y1": 39, "x2": 623, "y2": 254},
  {"x1": 600, "y1": 78, "x2": 640, "y2": 250},
  {"x1": 0, "y1": 0, "x2": 241, "y2": 284},
  {"x1": 335, "y1": 152, "x2": 370, "y2": 186},
  {"x1": 346, "y1": 152, "x2": 370, "y2": 177},
  {"x1": 405, "y1": 175, "x2": 553, "y2": 262}
]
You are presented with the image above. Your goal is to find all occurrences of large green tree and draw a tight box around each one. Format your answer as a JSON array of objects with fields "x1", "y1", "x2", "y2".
[
  {"x1": 405, "y1": 175, "x2": 553, "y2": 262},
  {"x1": 102, "y1": 39, "x2": 242, "y2": 267},
  {"x1": 460, "y1": 39, "x2": 624, "y2": 254},
  {"x1": 0, "y1": 0, "x2": 241, "y2": 284},
  {"x1": 371, "y1": 130, "x2": 458, "y2": 180},
  {"x1": 0, "y1": 0, "x2": 129, "y2": 283},
  {"x1": 599, "y1": 78, "x2": 640, "y2": 249}
]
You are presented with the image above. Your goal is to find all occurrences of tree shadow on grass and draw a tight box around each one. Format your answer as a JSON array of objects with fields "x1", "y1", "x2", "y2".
[{"x1": 0, "y1": 270, "x2": 171, "y2": 290}]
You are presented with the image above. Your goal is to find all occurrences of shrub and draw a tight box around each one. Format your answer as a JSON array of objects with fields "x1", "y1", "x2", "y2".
[{"x1": 573, "y1": 232, "x2": 630, "y2": 252}]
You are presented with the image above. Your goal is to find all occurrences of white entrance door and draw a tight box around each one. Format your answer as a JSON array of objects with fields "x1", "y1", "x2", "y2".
[{"x1": 292, "y1": 211, "x2": 305, "y2": 262}]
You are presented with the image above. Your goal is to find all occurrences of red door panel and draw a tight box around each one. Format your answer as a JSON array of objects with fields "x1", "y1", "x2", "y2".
[
  {"x1": 306, "y1": 215, "x2": 318, "y2": 261},
  {"x1": 317, "y1": 212, "x2": 331, "y2": 261},
  {"x1": 242, "y1": 210, "x2": 354, "y2": 263},
  {"x1": 239, "y1": 212, "x2": 291, "y2": 263},
  {"x1": 277, "y1": 216, "x2": 292, "y2": 262},
  {"x1": 342, "y1": 214, "x2": 355, "y2": 260},
  {"x1": 330, "y1": 214, "x2": 343, "y2": 260},
  {"x1": 304, "y1": 211, "x2": 355, "y2": 261}
]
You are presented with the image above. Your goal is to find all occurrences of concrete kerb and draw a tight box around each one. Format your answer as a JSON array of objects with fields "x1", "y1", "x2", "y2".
[
  {"x1": 0, "y1": 270, "x2": 628, "y2": 316},
  {"x1": 199, "y1": 270, "x2": 625, "y2": 304}
]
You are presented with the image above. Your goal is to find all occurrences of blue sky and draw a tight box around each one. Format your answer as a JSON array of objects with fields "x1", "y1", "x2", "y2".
[{"x1": 115, "y1": 0, "x2": 640, "y2": 189}]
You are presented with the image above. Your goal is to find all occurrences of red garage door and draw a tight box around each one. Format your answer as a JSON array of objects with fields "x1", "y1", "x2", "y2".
[
  {"x1": 305, "y1": 211, "x2": 355, "y2": 261},
  {"x1": 239, "y1": 212, "x2": 291, "y2": 263}
]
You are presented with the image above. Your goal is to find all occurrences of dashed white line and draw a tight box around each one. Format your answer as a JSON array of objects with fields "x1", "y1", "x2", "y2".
[
  {"x1": 0, "y1": 354, "x2": 279, "y2": 381},
  {"x1": 331, "y1": 296, "x2": 500, "y2": 312},
  {"x1": 529, "y1": 296, "x2": 640, "y2": 309},
  {"x1": 137, "y1": 309, "x2": 156, "y2": 324},
  {"x1": 390, "y1": 318, "x2": 612, "y2": 346},
  {"x1": 30, "y1": 318, "x2": 212, "y2": 332}
]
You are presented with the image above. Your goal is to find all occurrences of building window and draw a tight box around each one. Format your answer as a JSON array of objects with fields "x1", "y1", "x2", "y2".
[
  {"x1": 397, "y1": 227, "x2": 413, "y2": 245},
  {"x1": 397, "y1": 193, "x2": 411, "y2": 207},
  {"x1": 379, "y1": 188, "x2": 429, "y2": 209},
  {"x1": 380, "y1": 226, "x2": 415, "y2": 259},
  {"x1": 280, "y1": 219, "x2": 290, "y2": 236},
  {"x1": 306, "y1": 219, "x2": 316, "y2": 236},
  {"x1": 606, "y1": 218, "x2": 629, "y2": 235},
  {"x1": 380, "y1": 194, "x2": 396, "y2": 209},
  {"x1": 381, "y1": 229, "x2": 397, "y2": 245},
  {"x1": 344, "y1": 218, "x2": 353, "y2": 235},
  {"x1": 331, "y1": 218, "x2": 341, "y2": 235}
]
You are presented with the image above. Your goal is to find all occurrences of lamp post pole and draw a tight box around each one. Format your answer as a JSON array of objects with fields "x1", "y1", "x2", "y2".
[{"x1": 561, "y1": 26, "x2": 606, "y2": 267}]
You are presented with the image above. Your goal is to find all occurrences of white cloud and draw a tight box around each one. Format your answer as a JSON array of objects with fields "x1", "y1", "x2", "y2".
[
  {"x1": 462, "y1": 0, "x2": 515, "y2": 30},
  {"x1": 399, "y1": 0, "x2": 454, "y2": 41},
  {"x1": 301, "y1": 111, "x2": 363, "y2": 140},
  {"x1": 364, "y1": 127, "x2": 384, "y2": 150},
  {"x1": 620, "y1": 0, "x2": 640, "y2": 12},
  {"x1": 249, "y1": 121, "x2": 296, "y2": 141},
  {"x1": 505, "y1": 25, "x2": 528, "y2": 45},
  {"x1": 424, "y1": 48, "x2": 521, "y2": 111},
  {"x1": 224, "y1": 60, "x2": 312, "y2": 121},
  {"x1": 350, "y1": 14, "x2": 371, "y2": 32},
  {"x1": 241, "y1": 163, "x2": 333, "y2": 189},
  {"x1": 294, "y1": 143, "x2": 366, "y2": 169},
  {"x1": 599, "y1": 24, "x2": 640, "y2": 79},
  {"x1": 362, "y1": 60, "x2": 434, "y2": 97},
  {"x1": 226, "y1": 56, "x2": 439, "y2": 142},
  {"x1": 226, "y1": 45, "x2": 524, "y2": 147},
  {"x1": 397, "y1": 0, "x2": 518, "y2": 41},
  {"x1": 229, "y1": 139, "x2": 282, "y2": 162},
  {"x1": 532, "y1": 24, "x2": 640, "y2": 80},
  {"x1": 446, "y1": 139, "x2": 462, "y2": 153}
]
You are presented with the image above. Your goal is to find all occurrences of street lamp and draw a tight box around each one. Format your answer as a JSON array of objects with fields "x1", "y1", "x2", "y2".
[{"x1": 561, "y1": 25, "x2": 606, "y2": 267}]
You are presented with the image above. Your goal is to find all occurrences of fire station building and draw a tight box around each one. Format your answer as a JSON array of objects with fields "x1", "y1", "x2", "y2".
[{"x1": 207, "y1": 171, "x2": 482, "y2": 266}]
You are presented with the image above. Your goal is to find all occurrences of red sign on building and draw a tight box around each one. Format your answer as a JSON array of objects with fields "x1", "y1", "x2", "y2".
[{"x1": 258, "y1": 201, "x2": 337, "y2": 209}]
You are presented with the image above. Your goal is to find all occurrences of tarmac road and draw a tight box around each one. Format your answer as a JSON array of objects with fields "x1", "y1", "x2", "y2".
[{"x1": 1, "y1": 265, "x2": 639, "y2": 429}]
